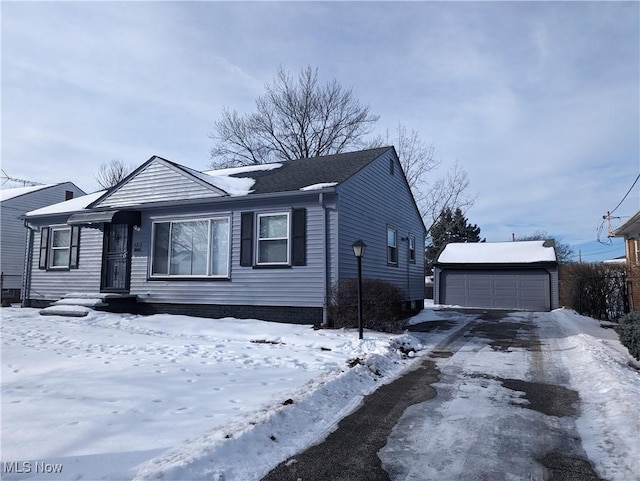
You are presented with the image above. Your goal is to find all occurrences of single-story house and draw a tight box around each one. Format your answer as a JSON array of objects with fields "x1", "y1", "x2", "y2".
[
  {"x1": 21, "y1": 146, "x2": 426, "y2": 323},
  {"x1": 433, "y1": 240, "x2": 559, "y2": 311},
  {"x1": 611, "y1": 210, "x2": 640, "y2": 311},
  {"x1": 1, "y1": 182, "x2": 85, "y2": 302}
]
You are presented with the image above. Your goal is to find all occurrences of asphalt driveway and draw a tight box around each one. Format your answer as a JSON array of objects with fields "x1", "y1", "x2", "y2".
[{"x1": 263, "y1": 310, "x2": 607, "y2": 481}]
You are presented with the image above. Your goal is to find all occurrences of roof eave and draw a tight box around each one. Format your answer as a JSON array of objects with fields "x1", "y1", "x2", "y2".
[
  {"x1": 434, "y1": 261, "x2": 558, "y2": 269},
  {"x1": 611, "y1": 210, "x2": 640, "y2": 238}
]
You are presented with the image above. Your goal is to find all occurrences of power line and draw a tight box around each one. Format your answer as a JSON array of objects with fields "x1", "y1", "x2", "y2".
[{"x1": 611, "y1": 173, "x2": 640, "y2": 215}]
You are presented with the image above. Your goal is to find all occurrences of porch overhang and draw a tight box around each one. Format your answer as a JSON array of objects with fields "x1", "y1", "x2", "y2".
[{"x1": 67, "y1": 210, "x2": 141, "y2": 226}]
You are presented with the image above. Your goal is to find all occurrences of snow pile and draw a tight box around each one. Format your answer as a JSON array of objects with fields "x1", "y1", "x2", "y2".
[{"x1": 541, "y1": 309, "x2": 640, "y2": 481}]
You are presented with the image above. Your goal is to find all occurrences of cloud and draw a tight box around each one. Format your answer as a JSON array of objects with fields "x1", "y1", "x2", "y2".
[{"x1": 1, "y1": 1, "x2": 637, "y2": 261}]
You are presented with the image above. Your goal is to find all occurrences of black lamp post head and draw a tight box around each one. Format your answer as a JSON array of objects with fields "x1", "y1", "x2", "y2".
[{"x1": 352, "y1": 239, "x2": 367, "y2": 258}]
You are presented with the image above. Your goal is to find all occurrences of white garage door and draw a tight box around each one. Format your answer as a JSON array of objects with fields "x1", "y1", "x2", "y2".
[{"x1": 440, "y1": 269, "x2": 550, "y2": 311}]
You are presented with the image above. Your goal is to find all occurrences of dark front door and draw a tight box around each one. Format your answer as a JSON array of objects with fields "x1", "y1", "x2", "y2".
[{"x1": 101, "y1": 223, "x2": 132, "y2": 292}]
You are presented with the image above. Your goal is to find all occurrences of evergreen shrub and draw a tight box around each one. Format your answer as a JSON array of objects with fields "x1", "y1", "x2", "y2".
[{"x1": 615, "y1": 311, "x2": 640, "y2": 361}]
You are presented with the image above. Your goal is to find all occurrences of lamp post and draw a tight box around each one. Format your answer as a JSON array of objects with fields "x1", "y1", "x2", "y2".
[{"x1": 352, "y1": 240, "x2": 367, "y2": 340}]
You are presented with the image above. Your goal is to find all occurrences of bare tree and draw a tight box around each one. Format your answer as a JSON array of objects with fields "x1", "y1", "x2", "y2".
[
  {"x1": 516, "y1": 230, "x2": 574, "y2": 263},
  {"x1": 370, "y1": 122, "x2": 439, "y2": 198},
  {"x1": 422, "y1": 160, "x2": 476, "y2": 231},
  {"x1": 209, "y1": 66, "x2": 380, "y2": 168},
  {"x1": 94, "y1": 159, "x2": 134, "y2": 189}
]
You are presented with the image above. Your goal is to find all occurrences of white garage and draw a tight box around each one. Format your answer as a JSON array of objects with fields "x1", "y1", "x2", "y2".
[{"x1": 433, "y1": 241, "x2": 559, "y2": 311}]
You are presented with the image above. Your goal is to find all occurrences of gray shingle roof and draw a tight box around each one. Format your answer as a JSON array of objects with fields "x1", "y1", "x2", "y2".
[{"x1": 219, "y1": 146, "x2": 393, "y2": 195}]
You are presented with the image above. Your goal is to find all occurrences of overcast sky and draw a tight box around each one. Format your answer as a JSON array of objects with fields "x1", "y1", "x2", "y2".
[{"x1": 2, "y1": 1, "x2": 638, "y2": 261}]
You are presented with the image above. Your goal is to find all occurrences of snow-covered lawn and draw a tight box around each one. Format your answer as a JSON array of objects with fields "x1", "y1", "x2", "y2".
[
  {"x1": 1, "y1": 307, "x2": 428, "y2": 480},
  {"x1": 1, "y1": 304, "x2": 638, "y2": 480}
]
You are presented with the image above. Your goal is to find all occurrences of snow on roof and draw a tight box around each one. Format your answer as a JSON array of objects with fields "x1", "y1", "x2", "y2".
[
  {"x1": 0, "y1": 184, "x2": 57, "y2": 202},
  {"x1": 25, "y1": 191, "x2": 107, "y2": 217},
  {"x1": 202, "y1": 163, "x2": 283, "y2": 177},
  {"x1": 437, "y1": 240, "x2": 557, "y2": 264},
  {"x1": 300, "y1": 182, "x2": 338, "y2": 191},
  {"x1": 182, "y1": 165, "x2": 259, "y2": 197}
]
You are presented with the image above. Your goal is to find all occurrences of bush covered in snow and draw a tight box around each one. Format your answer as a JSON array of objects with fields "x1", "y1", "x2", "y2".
[
  {"x1": 328, "y1": 278, "x2": 409, "y2": 332},
  {"x1": 615, "y1": 311, "x2": 640, "y2": 360}
]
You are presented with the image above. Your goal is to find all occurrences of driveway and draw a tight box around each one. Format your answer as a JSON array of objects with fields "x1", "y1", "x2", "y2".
[{"x1": 264, "y1": 310, "x2": 609, "y2": 481}]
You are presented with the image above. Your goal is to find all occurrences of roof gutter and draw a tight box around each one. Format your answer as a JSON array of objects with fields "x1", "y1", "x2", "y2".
[{"x1": 21, "y1": 187, "x2": 338, "y2": 221}]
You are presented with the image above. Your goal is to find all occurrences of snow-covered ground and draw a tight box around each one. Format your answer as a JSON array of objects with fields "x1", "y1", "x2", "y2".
[
  {"x1": 1, "y1": 304, "x2": 638, "y2": 480},
  {"x1": 1, "y1": 307, "x2": 428, "y2": 480}
]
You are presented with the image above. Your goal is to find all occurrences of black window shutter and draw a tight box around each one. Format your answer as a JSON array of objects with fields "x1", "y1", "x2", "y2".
[
  {"x1": 292, "y1": 208, "x2": 306, "y2": 266},
  {"x1": 240, "y1": 212, "x2": 254, "y2": 267},
  {"x1": 39, "y1": 227, "x2": 49, "y2": 270},
  {"x1": 70, "y1": 226, "x2": 81, "y2": 269}
]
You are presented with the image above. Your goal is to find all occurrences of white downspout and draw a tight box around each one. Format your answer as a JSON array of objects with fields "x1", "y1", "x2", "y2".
[{"x1": 22, "y1": 220, "x2": 36, "y2": 307}]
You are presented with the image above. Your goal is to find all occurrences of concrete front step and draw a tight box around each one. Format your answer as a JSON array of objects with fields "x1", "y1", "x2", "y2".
[
  {"x1": 39, "y1": 292, "x2": 138, "y2": 316},
  {"x1": 40, "y1": 305, "x2": 92, "y2": 317},
  {"x1": 54, "y1": 298, "x2": 108, "y2": 308}
]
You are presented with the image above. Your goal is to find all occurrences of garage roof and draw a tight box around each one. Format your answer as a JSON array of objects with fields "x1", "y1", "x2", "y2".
[{"x1": 436, "y1": 240, "x2": 557, "y2": 265}]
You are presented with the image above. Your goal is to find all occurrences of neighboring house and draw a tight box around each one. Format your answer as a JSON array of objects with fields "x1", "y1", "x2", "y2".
[
  {"x1": 22, "y1": 147, "x2": 426, "y2": 323},
  {"x1": 611, "y1": 210, "x2": 640, "y2": 311},
  {"x1": 433, "y1": 240, "x2": 559, "y2": 311},
  {"x1": 1, "y1": 183, "x2": 85, "y2": 302}
]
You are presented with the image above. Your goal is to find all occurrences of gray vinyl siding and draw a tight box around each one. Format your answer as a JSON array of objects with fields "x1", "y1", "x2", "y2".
[
  {"x1": 26, "y1": 222, "x2": 102, "y2": 301},
  {"x1": 336, "y1": 151, "x2": 425, "y2": 301},
  {"x1": 131, "y1": 196, "x2": 326, "y2": 308},
  {"x1": 1, "y1": 183, "x2": 84, "y2": 291},
  {"x1": 549, "y1": 266, "x2": 559, "y2": 310},
  {"x1": 96, "y1": 160, "x2": 223, "y2": 208}
]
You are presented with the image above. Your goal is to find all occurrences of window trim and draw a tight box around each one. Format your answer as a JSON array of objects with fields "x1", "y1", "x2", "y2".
[
  {"x1": 149, "y1": 215, "x2": 231, "y2": 279},
  {"x1": 256, "y1": 211, "x2": 291, "y2": 266},
  {"x1": 49, "y1": 226, "x2": 72, "y2": 269},
  {"x1": 387, "y1": 226, "x2": 398, "y2": 266}
]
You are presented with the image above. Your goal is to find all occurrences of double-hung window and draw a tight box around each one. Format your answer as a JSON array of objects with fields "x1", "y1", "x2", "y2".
[
  {"x1": 39, "y1": 225, "x2": 80, "y2": 270},
  {"x1": 50, "y1": 227, "x2": 71, "y2": 268},
  {"x1": 257, "y1": 212, "x2": 289, "y2": 265},
  {"x1": 151, "y1": 217, "x2": 230, "y2": 278},
  {"x1": 387, "y1": 226, "x2": 398, "y2": 265},
  {"x1": 408, "y1": 234, "x2": 416, "y2": 263}
]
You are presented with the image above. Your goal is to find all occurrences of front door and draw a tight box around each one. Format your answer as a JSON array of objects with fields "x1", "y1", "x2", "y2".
[{"x1": 101, "y1": 223, "x2": 132, "y2": 292}]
